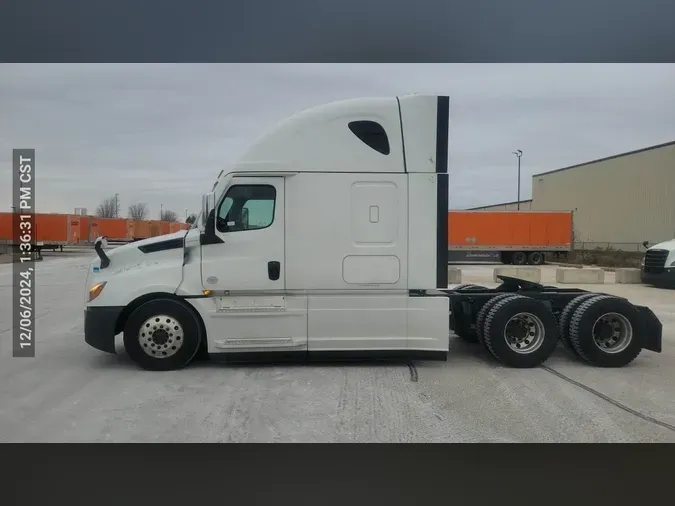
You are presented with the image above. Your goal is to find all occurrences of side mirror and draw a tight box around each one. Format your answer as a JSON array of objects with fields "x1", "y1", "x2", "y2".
[
  {"x1": 201, "y1": 192, "x2": 215, "y2": 227},
  {"x1": 642, "y1": 241, "x2": 649, "y2": 249}
]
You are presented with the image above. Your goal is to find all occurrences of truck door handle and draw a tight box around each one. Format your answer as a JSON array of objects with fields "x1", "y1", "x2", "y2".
[{"x1": 268, "y1": 261, "x2": 281, "y2": 281}]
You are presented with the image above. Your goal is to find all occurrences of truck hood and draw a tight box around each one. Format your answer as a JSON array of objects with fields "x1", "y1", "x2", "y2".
[
  {"x1": 93, "y1": 230, "x2": 187, "y2": 273},
  {"x1": 648, "y1": 239, "x2": 675, "y2": 251},
  {"x1": 86, "y1": 229, "x2": 191, "y2": 306},
  {"x1": 128, "y1": 230, "x2": 188, "y2": 251}
]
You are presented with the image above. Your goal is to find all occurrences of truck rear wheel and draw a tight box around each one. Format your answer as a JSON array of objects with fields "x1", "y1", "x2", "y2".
[
  {"x1": 558, "y1": 293, "x2": 599, "y2": 357},
  {"x1": 476, "y1": 293, "x2": 520, "y2": 346},
  {"x1": 528, "y1": 252, "x2": 545, "y2": 265},
  {"x1": 482, "y1": 295, "x2": 559, "y2": 368},
  {"x1": 568, "y1": 295, "x2": 642, "y2": 367},
  {"x1": 512, "y1": 252, "x2": 527, "y2": 265},
  {"x1": 123, "y1": 298, "x2": 203, "y2": 371}
]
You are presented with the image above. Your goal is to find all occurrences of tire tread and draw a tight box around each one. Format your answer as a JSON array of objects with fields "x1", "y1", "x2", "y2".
[
  {"x1": 483, "y1": 295, "x2": 559, "y2": 367},
  {"x1": 568, "y1": 295, "x2": 642, "y2": 367},
  {"x1": 476, "y1": 293, "x2": 519, "y2": 346},
  {"x1": 558, "y1": 293, "x2": 599, "y2": 357}
]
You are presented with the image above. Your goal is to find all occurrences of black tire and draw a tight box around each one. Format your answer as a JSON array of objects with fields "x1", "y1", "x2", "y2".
[
  {"x1": 512, "y1": 252, "x2": 527, "y2": 265},
  {"x1": 476, "y1": 293, "x2": 520, "y2": 346},
  {"x1": 558, "y1": 293, "x2": 600, "y2": 357},
  {"x1": 568, "y1": 295, "x2": 643, "y2": 367},
  {"x1": 123, "y1": 298, "x2": 204, "y2": 371},
  {"x1": 482, "y1": 295, "x2": 559, "y2": 368},
  {"x1": 528, "y1": 252, "x2": 545, "y2": 265}
]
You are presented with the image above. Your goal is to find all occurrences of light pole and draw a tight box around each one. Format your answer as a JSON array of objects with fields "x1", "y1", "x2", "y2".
[
  {"x1": 160, "y1": 204, "x2": 163, "y2": 220},
  {"x1": 512, "y1": 150, "x2": 522, "y2": 210},
  {"x1": 114, "y1": 193, "x2": 119, "y2": 218}
]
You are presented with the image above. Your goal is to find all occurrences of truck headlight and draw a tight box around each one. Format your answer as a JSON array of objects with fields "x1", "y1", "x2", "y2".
[{"x1": 88, "y1": 282, "x2": 107, "y2": 302}]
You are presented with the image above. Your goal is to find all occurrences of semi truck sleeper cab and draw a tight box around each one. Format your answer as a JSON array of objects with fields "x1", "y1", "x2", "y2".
[{"x1": 84, "y1": 94, "x2": 662, "y2": 371}]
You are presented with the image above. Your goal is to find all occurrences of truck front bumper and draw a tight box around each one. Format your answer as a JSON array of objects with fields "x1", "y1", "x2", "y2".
[
  {"x1": 84, "y1": 306, "x2": 124, "y2": 354},
  {"x1": 641, "y1": 267, "x2": 675, "y2": 288}
]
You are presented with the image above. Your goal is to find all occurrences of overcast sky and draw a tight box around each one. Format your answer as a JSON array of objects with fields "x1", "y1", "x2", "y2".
[{"x1": 1, "y1": 64, "x2": 674, "y2": 218}]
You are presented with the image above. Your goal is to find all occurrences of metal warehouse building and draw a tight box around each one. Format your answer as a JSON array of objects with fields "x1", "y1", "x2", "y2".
[{"x1": 470, "y1": 140, "x2": 675, "y2": 251}]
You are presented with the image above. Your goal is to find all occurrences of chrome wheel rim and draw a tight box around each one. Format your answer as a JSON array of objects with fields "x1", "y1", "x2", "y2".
[
  {"x1": 504, "y1": 312, "x2": 545, "y2": 354},
  {"x1": 138, "y1": 315, "x2": 184, "y2": 358},
  {"x1": 592, "y1": 312, "x2": 632, "y2": 354}
]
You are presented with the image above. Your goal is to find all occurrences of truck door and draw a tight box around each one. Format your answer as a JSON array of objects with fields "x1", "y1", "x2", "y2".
[{"x1": 200, "y1": 176, "x2": 307, "y2": 353}]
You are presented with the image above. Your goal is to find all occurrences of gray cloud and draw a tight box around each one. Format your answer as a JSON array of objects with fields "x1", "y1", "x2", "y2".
[{"x1": 1, "y1": 63, "x2": 674, "y2": 216}]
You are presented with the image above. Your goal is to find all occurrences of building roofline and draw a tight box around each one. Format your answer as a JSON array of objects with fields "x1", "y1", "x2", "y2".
[
  {"x1": 466, "y1": 199, "x2": 532, "y2": 210},
  {"x1": 532, "y1": 139, "x2": 675, "y2": 178}
]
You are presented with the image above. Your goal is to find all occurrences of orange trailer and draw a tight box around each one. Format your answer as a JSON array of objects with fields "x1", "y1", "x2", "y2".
[
  {"x1": 0, "y1": 212, "x2": 86, "y2": 253},
  {"x1": 128, "y1": 220, "x2": 182, "y2": 240},
  {"x1": 448, "y1": 210, "x2": 573, "y2": 265},
  {"x1": 88, "y1": 218, "x2": 129, "y2": 242},
  {"x1": 0, "y1": 213, "x2": 12, "y2": 243},
  {"x1": 0, "y1": 212, "x2": 73, "y2": 245},
  {"x1": 0, "y1": 212, "x2": 191, "y2": 248}
]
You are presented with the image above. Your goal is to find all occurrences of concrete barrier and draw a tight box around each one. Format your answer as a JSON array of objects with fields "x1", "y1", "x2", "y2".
[
  {"x1": 493, "y1": 266, "x2": 541, "y2": 283},
  {"x1": 447, "y1": 267, "x2": 462, "y2": 284},
  {"x1": 555, "y1": 267, "x2": 605, "y2": 284},
  {"x1": 615, "y1": 268, "x2": 642, "y2": 284}
]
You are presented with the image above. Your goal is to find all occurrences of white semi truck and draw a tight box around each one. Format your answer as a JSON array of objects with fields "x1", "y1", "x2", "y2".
[
  {"x1": 641, "y1": 239, "x2": 675, "y2": 288},
  {"x1": 83, "y1": 94, "x2": 663, "y2": 371}
]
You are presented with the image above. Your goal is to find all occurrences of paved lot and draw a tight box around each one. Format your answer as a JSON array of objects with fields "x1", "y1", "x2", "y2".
[{"x1": 0, "y1": 256, "x2": 673, "y2": 442}]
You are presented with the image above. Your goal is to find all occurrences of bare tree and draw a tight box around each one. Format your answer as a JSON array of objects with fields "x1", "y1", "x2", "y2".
[
  {"x1": 96, "y1": 195, "x2": 120, "y2": 218},
  {"x1": 160, "y1": 209, "x2": 179, "y2": 222},
  {"x1": 128, "y1": 202, "x2": 149, "y2": 220},
  {"x1": 185, "y1": 213, "x2": 198, "y2": 225}
]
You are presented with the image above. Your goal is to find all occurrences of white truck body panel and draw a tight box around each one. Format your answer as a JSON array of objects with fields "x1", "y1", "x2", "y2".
[
  {"x1": 648, "y1": 239, "x2": 675, "y2": 266},
  {"x1": 84, "y1": 94, "x2": 451, "y2": 359},
  {"x1": 85, "y1": 231, "x2": 187, "y2": 308},
  {"x1": 236, "y1": 97, "x2": 406, "y2": 174}
]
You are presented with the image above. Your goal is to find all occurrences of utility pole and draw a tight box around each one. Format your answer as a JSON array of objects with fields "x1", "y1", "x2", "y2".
[
  {"x1": 114, "y1": 193, "x2": 120, "y2": 218},
  {"x1": 512, "y1": 150, "x2": 523, "y2": 210},
  {"x1": 160, "y1": 204, "x2": 163, "y2": 220}
]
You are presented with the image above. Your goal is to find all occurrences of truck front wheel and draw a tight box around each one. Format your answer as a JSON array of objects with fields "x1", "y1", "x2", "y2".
[{"x1": 123, "y1": 298, "x2": 203, "y2": 371}]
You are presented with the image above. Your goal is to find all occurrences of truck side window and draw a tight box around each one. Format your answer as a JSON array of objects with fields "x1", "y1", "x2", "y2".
[{"x1": 216, "y1": 184, "x2": 276, "y2": 233}]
